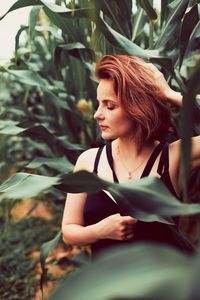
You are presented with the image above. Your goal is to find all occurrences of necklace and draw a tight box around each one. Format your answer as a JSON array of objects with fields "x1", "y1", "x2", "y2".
[{"x1": 117, "y1": 145, "x2": 147, "y2": 180}]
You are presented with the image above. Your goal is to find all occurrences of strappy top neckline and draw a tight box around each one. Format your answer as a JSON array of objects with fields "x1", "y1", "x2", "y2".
[
  {"x1": 105, "y1": 141, "x2": 165, "y2": 183},
  {"x1": 93, "y1": 140, "x2": 178, "y2": 198}
]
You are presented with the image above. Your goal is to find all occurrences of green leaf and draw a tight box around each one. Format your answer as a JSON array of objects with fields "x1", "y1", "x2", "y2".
[
  {"x1": 0, "y1": 0, "x2": 43, "y2": 21},
  {"x1": 56, "y1": 171, "x2": 200, "y2": 222},
  {"x1": 160, "y1": 1, "x2": 169, "y2": 27},
  {"x1": 15, "y1": 25, "x2": 29, "y2": 58},
  {"x1": 0, "y1": 0, "x2": 91, "y2": 21},
  {"x1": 0, "y1": 172, "x2": 60, "y2": 199},
  {"x1": 179, "y1": 4, "x2": 200, "y2": 68},
  {"x1": 5, "y1": 69, "x2": 46, "y2": 87},
  {"x1": 40, "y1": 231, "x2": 62, "y2": 295},
  {"x1": 137, "y1": 0, "x2": 158, "y2": 20},
  {"x1": 56, "y1": 170, "x2": 109, "y2": 194},
  {"x1": 131, "y1": 7, "x2": 145, "y2": 42},
  {"x1": 58, "y1": 42, "x2": 95, "y2": 60},
  {"x1": 155, "y1": 0, "x2": 189, "y2": 49},
  {"x1": 180, "y1": 60, "x2": 200, "y2": 201},
  {"x1": 26, "y1": 157, "x2": 74, "y2": 173},
  {"x1": 183, "y1": 20, "x2": 200, "y2": 59},
  {"x1": 0, "y1": 120, "x2": 25, "y2": 135},
  {"x1": 35, "y1": 25, "x2": 64, "y2": 41},
  {"x1": 4, "y1": 69, "x2": 71, "y2": 111},
  {"x1": 29, "y1": 6, "x2": 41, "y2": 41},
  {"x1": 49, "y1": 243, "x2": 192, "y2": 300},
  {"x1": 1, "y1": 170, "x2": 200, "y2": 221},
  {"x1": 97, "y1": 16, "x2": 159, "y2": 59},
  {"x1": 107, "y1": 176, "x2": 200, "y2": 220}
]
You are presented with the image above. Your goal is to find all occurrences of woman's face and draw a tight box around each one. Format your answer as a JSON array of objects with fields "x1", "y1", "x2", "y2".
[{"x1": 94, "y1": 79, "x2": 134, "y2": 140}]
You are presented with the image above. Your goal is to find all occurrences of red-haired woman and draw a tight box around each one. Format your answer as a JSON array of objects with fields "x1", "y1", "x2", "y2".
[{"x1": 62, "y1": 55, "x2": 199, "y2": 257}]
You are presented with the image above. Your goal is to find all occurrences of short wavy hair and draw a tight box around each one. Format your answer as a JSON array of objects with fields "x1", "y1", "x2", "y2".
[{"x1": 95, "y1": 55, "x2": 171, "y2": 143}]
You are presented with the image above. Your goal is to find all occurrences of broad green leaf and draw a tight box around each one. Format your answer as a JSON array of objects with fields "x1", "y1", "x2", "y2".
[
  {"x1": 57, "y1": 171, "x2": 200, "y2": 221},
  {"x1": 29, "y1": 6, "x2": 41, "y2": 41},
  {"x1": 131, "y1": 7, "x2": 145, "y2": 42},
  {"x1": 180, "y1": 61, "x2": 200, "y2": 201},
  {"x1": 56, "y1": 170, "x2": 109, "y2": 194},
  {"x1": 40, "y1": 1, "x2": 92, "y2": 17},
  {"x1": 5, "y1": 69, "x2": 46, "y2": 87},
  {"x1": 0, "y1": 120, "x2": 26, "y2": 135},
  {"x1": 155, "y1": 0, "x2": 189, "y2": 49},
  {"x1": 1, "y1": 170, "x2": 200, "y2": 222},
  {"x1": 58, "y1": 43, "x2": 95, "y2": 60},
  {"x1": 4, "y1": 69, "x2": 71, "y2": 111},
  {"x1": 93, "y1": 0, "x2": 131, "y2": 38},
  {"x1": 15, "y1": 25, "x2": 29, "y2": 58},
  {"x1": 0, "y1": 172, "x2": 60, "y2": 199},
  {"x1": 26, "y1": 157, "x2": 74, "y2": 173},
  {"x1": 40, "y1": 231, "x2": 62, "y2": 295},
  {"x1": 35, "y1": 25, "x2": 64, "y2": 41},
  {"x1": 0, "y1": 0, "x2": 92, "y2": 21},
  {"x1": 0, "y1": 0, "x2": 43, "y2": 21},
  {"x1": 97, "y1": 16, "x2": 159, "y2": 59},
  {"x1": 179, "y1": 4, "x2": 199, "y2": 68},
  {"x1": 137, "y1": 0, "x2": 158, "y2": 20},
  {"x1": 107, "y1": 176, "x2": 200, "y2": 219},
  {"x1": 160, "y1": 1, "x2": 169, "y2": 27},
  {"x1": 49, "y1": 243, "x2": 192, "y2": 300},
  {"x1": 43, "y1": 90, "x2": 71, "y2": 111},
  {"x1": 184, "y1": 20, "x2": 200, "y2": 60}
]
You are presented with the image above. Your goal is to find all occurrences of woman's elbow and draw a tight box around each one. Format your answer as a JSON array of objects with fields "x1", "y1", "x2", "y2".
[{"x1": 62, "y1": 225, "x2": 75, "y2": 246}]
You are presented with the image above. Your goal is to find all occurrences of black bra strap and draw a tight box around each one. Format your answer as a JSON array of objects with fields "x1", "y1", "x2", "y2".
[
  {"x1": 157, "y1": 142, "x2": 169, "y2": 176},
  {"x1": 93, "y1": 146, "x2": 104, "y2": 174},
  {"x1": 157, "y1": 143, "x2": 178, "y2": 198},
  {"x1": 141, "y1": 141, "x2": 166, "y2": 178},
  {"x1": 106, "y1": 143, "x2": 118, "y2": 183}
]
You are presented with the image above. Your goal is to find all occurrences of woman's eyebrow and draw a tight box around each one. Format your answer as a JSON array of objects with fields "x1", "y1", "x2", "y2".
[{"x1": 96, "y1": 99, "x2": 116, "y2": 103}]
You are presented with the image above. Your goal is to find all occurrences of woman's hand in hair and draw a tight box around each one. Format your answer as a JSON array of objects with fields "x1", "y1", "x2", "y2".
[{"x1": 147, "y1": 63, "x2": 183, "y2": 107}]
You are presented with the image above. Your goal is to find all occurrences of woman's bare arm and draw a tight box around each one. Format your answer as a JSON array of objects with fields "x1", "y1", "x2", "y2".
[{"x1": 61, "y1": 149, "x2": 137, "y2": 246}]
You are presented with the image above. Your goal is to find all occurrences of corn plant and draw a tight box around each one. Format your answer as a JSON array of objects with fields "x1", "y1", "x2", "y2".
[{"x1": 0, "y1": 0, "x2": 200, "y2": 299}]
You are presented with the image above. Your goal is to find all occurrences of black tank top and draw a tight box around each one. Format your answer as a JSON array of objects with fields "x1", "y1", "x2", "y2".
[{"x1": 84, "y1": 141, "x2": 195, "y2": 256}]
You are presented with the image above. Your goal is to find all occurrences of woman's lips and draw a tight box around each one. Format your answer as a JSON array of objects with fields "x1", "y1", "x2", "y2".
[{"x1": 99, "y1": 125, "x2": 108, "y2": 131}]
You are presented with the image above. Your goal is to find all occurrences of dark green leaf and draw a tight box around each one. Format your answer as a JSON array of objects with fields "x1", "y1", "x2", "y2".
[
  {"x1": 155, "y1": 0, "x2": 189, "y2": 49},
  {"x1": 0, "y1": 0, "x2": 92, "y2": 21},
  {"x1": 180, "y1": 60, "x2": 200, "y2": 201},
  {"x1": 49, "y1": 243, "x2": 192, "y2": 300},
  {"x1": 58, "y1": 42, "x2": 95, "y2": 60},
  {"x1": 0, "y1": 172, "x2": 59, "y2": 199},
  {"x1": 35, "y1": 25, "x2": 64, "y2": 41},
  {"x1": 0, "y1": 120, "x2": 26, "y2": 135},
  {"x1": 137, "y1": 0, "x2": 158, "y2": 20},
  {"x1": 15, "y1": 25, "x2": 29, "y2": 58},
  {"x1": 26, "y1": 157, "x2": 74, "y2": 173},
  {"x1": 29, "y1": 6, "x2": 41, "y2": 40},
  {"x1": 97, "y1": 16, "x2": 159, "y2": 59},
  {"x1": 0, "y1": 0, "x2": 43, "y2": 21},
  {"x1": 179, "y1": 4, "x2": 200, "y2": 68},
  {"x1": 5, "y1": 69, "x2": 46, "y2": 87},
  {"x1": 40, "y1": 231, "x2": 62, "y2": 295}
]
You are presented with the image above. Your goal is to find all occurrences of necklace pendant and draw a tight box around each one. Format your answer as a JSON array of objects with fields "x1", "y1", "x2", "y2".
[{"x1": 128, "y1": 172, "x2": 132, "y2": 180}]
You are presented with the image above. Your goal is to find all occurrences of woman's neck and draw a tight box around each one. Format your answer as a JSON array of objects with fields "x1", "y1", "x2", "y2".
[{"x1": 113, "y1": 137, "x2": 151, "y2": 159}]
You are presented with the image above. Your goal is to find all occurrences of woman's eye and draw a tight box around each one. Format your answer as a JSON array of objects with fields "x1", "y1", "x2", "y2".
[{"x1": 107, "y1": 105, "x2": 115, "y2": 110}]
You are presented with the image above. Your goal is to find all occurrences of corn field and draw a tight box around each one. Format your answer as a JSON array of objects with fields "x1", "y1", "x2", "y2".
[{"x1": 0, "y1": 0, "x2": 200, "y2": 299}]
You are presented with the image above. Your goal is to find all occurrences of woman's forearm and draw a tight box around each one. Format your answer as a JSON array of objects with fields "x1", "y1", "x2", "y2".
[{"x1": 62, "y1": 223, "x2": 100, "y2": 246}]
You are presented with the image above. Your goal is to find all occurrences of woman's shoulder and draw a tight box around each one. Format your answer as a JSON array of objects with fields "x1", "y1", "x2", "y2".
[{"x1": 74, "y1": 146, "x2": 104, "y2": 172}]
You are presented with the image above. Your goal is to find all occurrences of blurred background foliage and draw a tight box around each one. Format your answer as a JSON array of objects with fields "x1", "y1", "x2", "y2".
[{"x1": 0, "y1": 0, "x2": 200, "y2": 299}]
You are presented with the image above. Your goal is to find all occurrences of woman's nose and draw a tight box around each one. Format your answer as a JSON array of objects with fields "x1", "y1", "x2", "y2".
[{"x1": 94, "y1": 107, "x2": 104, "y2": 120}]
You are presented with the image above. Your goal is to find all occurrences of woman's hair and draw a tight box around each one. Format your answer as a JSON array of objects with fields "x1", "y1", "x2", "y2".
[{"x1": 95, "y1": 55, "x2": 171, "y2": 143}]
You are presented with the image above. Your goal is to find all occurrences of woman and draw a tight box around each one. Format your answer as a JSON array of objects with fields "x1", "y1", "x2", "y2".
[{"x1": 62, "y1": 55, "x2": 199, "y2": 257}]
